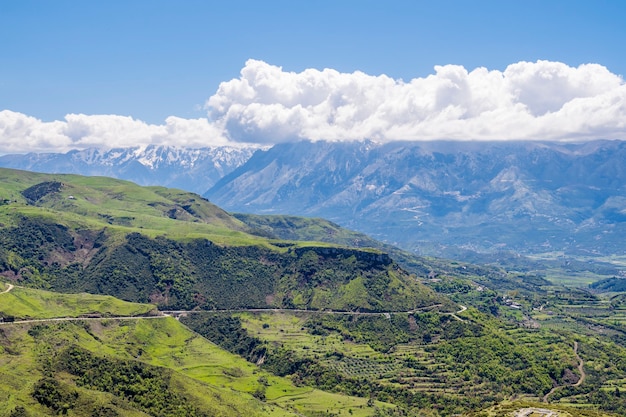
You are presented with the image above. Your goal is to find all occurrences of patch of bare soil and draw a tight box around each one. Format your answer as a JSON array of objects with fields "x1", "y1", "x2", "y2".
[{"x1": 45, "y1": 229, "x2": 105, "y2": 267}]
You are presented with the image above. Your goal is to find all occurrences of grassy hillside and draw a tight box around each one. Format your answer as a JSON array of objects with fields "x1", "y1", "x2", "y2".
[
  {"x1": 0, "y1": 317, "x2": 393, "y2": 417},
  {"x1": 2, "y1": 291, "x2": 623, "y2": 417},
  {"x1": 180, "y1": 310, "x2": 625, "y2": 417},
  {"x1": 0, "y1": 281, "x2": 391, "y2": 417},
  {"x1": 0, "y1": 284, "x2": 155, "y2": 320},
  {"x1": 0, "y1": 168, "x2": 261, "y2": 245},
  {"x1": 234, "y1": 213, "x2": 375, "y2": 243},
  {"x1": 0, "y1": 167, "x2": 452, "y2": 312},
  {"x1": 3, "y1": 169, "x2": 626, "y2": 416}
]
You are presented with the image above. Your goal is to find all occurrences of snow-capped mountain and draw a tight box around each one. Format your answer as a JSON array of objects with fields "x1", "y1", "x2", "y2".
[
  {"x1": 0, "y1": 145, "x2": 260, "y2": 194},
  {"x1": 205, "y1": 140, "x2": 626, "y2": 257},
  {"x1": 3, "y1": 139, "x2": 626, "y2": 258}
]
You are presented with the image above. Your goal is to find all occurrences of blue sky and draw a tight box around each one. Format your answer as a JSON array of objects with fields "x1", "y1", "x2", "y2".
[{"x1": 1, "y1": 0, "x2": 626, "y2": 152}]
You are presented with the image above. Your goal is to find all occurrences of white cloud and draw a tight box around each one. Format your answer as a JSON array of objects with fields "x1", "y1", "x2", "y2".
[
  {"x1": 0, "y1": 111, "x2": 232, "y2": 154},
  {"x1": 0, "y1": 111, "x2": 70, "y2": 153},
  {"x1": 207, "y1": 59, "x2": 626, "y2": 143},
  {"x1": 1, "y1": 59, "x2": 625, "y2": 154}
]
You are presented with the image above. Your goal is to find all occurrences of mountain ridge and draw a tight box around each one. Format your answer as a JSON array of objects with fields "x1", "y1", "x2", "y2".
[
  {"x1": 0, "y1": 145, "x2": 260, "y2": 194},
  {"x1": 0, "y1": 167, "x2": 453, "y2": 313},
  {"x1": 3, "y1": 140, "x2": 626, "y2": 258},
  {"x1": 205, "y1": 139, "x2": 626, "y2": 257}
]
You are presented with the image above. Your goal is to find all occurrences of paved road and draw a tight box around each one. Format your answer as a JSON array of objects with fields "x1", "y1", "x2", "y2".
[
  {"x1": 447, "y1": 304, "x2": 467, "y2": 322},
  {"x1": 0, "y1": 315, "x2": 166, "y2": 326},
  {"x1": 0, "y1": 299, "x2": 466, "y2": 326},
  {"x1": 161, "y1": 304, "x2": 465, "y2": 318}
]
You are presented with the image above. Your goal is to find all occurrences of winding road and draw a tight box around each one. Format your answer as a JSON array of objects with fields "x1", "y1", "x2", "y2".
[
  {"x1": 448, "y1": 304, "x2": 467, "y2": 322},
  {"x1": 572, "y1": 341, "x2": 586, "y2": 387},
  {"x1": 162, "y1": 304, "x2": 467, "y2": 319},
  {"x1": 0, "y1": 315, "x2": 165, "y2": 326},
  {"x1": 0, "y1": 280, "x2": 468, "y2": 322},
  {"x1": 542, "y1": 341, "x2": 585, "y2": 402}
]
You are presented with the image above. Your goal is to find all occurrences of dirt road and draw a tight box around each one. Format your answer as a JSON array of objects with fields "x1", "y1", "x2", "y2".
[
  {"x1": 0, "y1": 283, "x2": 14, "y2": 294},
  {"x1": 572, "y1": 341, "x2": 586, "y2": 387},
  {"x1": 543, "y1": 341, "x2": 585, "y2": 402}
]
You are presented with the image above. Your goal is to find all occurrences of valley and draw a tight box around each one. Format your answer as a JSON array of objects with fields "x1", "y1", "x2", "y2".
[
  {"x1": 3, "y1": 0, "x2": 625, "y2": 414},
  {"x1": 2, "y1": 287, "x2": 622, "y2": 417},
  {"x1": 1, "y1": 166, "x2": 626, "y2": 416}
]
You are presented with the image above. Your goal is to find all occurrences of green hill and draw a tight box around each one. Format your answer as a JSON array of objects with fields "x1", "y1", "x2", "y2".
[
  {"x1": 233, "y1": 213, "x2": 560, "y2": 302},
  {"x1": 0, "y1": 168, "x2": 257, "y2": 244},
  {"x1": 0, "y1": 315, "x2": 390, "y2": 417},
  {"x1": 0, "y1": 284, "x2": 395, "y2": 417},
  {"x1": 0, "y1": 167, "x2": 453, "y2": 313},
  {"x1": 0, "y1": 283, "x2": 155, "y2": 320},
  {"x1": 235, "y1": 213, "x2": 516, "y2": 276},
  {"x1": 4, "y1": 168, "x2": 626, "y2": 416}
]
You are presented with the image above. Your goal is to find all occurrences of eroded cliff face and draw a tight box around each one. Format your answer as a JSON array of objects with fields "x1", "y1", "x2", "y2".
[{"x1": 293, "y1": 246, "x2": 392, "y2": 267}]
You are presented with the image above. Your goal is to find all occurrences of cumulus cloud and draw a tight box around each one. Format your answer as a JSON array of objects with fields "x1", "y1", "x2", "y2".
[
  {"x1": 0, "y1": 111, "x2": 70, "y2": 153},
  {"x1": 0, "y1": 111, "x2": 232, "y2": 154},
  {"x1": 2, "y1": 59, "x2": 625, "y2": 154},
  {"x1": 207, "y1": 59, "x2": 626, "y2": 143}
]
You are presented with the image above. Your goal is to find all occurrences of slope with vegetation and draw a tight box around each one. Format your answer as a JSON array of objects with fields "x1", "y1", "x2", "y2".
[
  {"x1": 206, "y1": 213, "x2": 626, "y2": 416},
  {"x1": 3, "y1": 168, "x2": 626, "y2": 416},
  {"x1": 180, "y1": 309, "x2": 616, "y2": 416},
  {"x1": 0, "y1": 283, "x2": 399, "y2": 417},
  {"x1": 0, "y1": 168, "x2": 451, "y2": 313}
]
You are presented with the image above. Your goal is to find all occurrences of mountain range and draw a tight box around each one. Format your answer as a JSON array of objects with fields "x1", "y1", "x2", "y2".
[
  {"x1": 207, "y1": 139, "x2": 626, "y2": 257},
  {"x1": 3, "y1": 140, "x2": 626, "y2": 258},
  {"x1": 0, "y1": 145, "x2": 258, "y2": 194},
  {"x1": 2, "y1": 167, "x2": 626, "y2": 417}
]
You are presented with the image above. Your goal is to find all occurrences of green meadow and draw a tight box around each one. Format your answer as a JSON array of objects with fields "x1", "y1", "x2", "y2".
[
  {"x1": 0, "y1": 168, "x2": 355, "y2": 250},
  {"x1": 0, "y1": 284, "x2": 155, "y2": 319}
]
